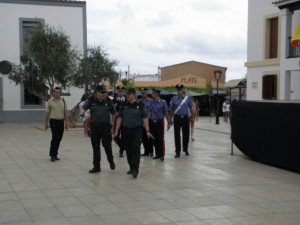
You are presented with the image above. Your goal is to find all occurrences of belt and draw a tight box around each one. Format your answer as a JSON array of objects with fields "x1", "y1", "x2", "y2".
[
  {"x1": 50, "y1": 118, "x2": 64, "y2": 121},
  {"x1": 174, "y1": 115, "x2": 188, "y2": 119},
  {"x1": 151, "y1": 119, "x2": 163, "y2": 123}
]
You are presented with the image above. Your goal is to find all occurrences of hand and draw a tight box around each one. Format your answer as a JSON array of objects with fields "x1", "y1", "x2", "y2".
[
  {"x1": 44, "y1": 123, "x2": 48, "y2": 131},
  {"x1": 113, "y1": 132, "x2": 118, "y2": 138},
  {"x1": 146, "y1": 132, "x2": 154, "y2": 139},
  {"x1": 167, "y1": 121, "x2": 173, "y2": 130}
]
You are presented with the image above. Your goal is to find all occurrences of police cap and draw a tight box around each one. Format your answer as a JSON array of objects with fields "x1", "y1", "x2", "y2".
[
  {"x1": 127, "y1": 88, "x2": 136, "y2": 95},
  {"x1": 175, "y1": 84, "x2": 184, "y2": 90},
  {"x1": 95, "y1": 85, "x2": 107, "y2": 92},
  {"x1": 139, "y1": 87, "x2": 148, "y2": 92},
  {"x1": 152, "y1": 88, "x2": 161, "y2": 94},
  {"x1": 116, "y1": 85, "x2": 125, "y2": 91}
]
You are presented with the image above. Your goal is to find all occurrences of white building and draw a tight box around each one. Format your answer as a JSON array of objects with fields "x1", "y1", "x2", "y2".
[
  {"x1": 0, "y1": 0, "x2": 87, "y2": 122},
  {"x1": 246, "y1": 0, "x2": 300, "y2": 101},
  {"x1": 134, "y1": 74, "x2": 160, "y2": 82}
]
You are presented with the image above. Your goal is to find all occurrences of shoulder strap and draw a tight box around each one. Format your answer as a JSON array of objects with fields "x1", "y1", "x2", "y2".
[{"x1": 174, "y1": 96, "x2": 188, "y2": 115}]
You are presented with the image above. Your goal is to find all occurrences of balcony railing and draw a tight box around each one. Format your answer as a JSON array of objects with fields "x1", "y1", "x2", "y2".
[{"x1": 288, "y1": 37, "x2": 300, "y2": 58}]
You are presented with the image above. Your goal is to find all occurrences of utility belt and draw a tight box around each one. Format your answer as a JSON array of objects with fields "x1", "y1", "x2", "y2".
[
  {"x1": 122, "y1": 126, "x2": 142, "y2": 130},
  {"x1": 174, "y1": 115, "x2": 188, "y2": 119},
  {"x1": 50, "y1": 118, "x2": 64, "y2": 121},
  {"x1": 150, "y1": 119, "x2": 163, "y2": 123}
]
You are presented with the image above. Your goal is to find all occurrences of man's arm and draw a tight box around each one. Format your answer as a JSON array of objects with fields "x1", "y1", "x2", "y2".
[
  {"x1": 143, "y1": 117, "x2": 154, "y2": 139},
  {"x1": 113, "y1": 117, "x2": 122, "y2": 137},
  {"x1": 44, "y1": 112, "x2": 50, "y2": 131}
]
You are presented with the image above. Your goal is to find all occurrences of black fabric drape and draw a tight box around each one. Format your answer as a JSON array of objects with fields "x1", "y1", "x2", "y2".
[{"x1": 231, "y1": 101, "x2": 300, "y2": 173}]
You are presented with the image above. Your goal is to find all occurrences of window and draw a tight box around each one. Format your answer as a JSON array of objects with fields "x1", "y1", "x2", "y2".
[
  {"x1": 262, "y1": 75, "x2": 277, "y2": 100},
  {"x1": 20, "y1": 18, "x2": 45, "y2": 109},
  {"x1": 265, "y1": 17, "x2": 279, "y2": 59}
]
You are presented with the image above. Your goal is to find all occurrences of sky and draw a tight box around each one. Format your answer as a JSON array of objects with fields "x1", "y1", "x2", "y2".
[{"x1": 85, "y1": 0, "x2": 248, "y2": 81}]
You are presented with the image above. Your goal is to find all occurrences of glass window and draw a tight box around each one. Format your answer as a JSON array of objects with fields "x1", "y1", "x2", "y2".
[{"x1": 20, "y1": 18, "x2": 45, "y2": 108}]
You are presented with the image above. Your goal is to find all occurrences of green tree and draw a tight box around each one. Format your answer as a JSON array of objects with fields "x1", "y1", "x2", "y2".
[
  {"x1": 205, "y1": 80, "x2": 213, "y2": 122},
  {"x1": 9, "y1": 21, "x2": 79, "y2": 101},
  {"x1": 75, "y1": 45, "x2": 119, "y2": 92},
  {"x1": 121, "y1": 77, "x2": 135, "y2": 89}
]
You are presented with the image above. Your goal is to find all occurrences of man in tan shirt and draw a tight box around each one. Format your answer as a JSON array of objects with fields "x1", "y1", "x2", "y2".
[{"x1": 44, "y1": 87, "x2": 69, "y2": 162}]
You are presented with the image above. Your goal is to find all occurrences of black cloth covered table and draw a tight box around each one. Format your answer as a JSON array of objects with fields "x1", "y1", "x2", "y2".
[{"x1": 231, "y1": 101, "x2": 300, "y2": 173}]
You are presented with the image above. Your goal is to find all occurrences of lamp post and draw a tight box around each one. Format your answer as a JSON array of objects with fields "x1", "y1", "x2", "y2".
[{"x1": 214, "y1": 70, "x2": 222, "y2": 125}]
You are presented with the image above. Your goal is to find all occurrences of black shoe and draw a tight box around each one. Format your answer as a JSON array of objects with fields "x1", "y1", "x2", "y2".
[
  {"x1": 110, "y1": 162, "x2": 116, "y2": 170},
  {"x1": 174, "y1": 154, "x2": 180, "y2": 158},
  {"x1": 160, "y1": 157, "x2": 164, "y2": 161},
  {"x1": 89, "y1": 168, "x2": 100, "y2": 173},
  {"x1": 184, "y1": 151, "x2": 189, "y2": 156},
  {"x1": 152, "y1": 155, "x2": 160, "y2": 159},
  {"x1": 141, "y1": 153, "x2": 148, "y2": 156},
  {"x1": 132, "y1": 171, "x2": 138, "y2": 178},
  {"x1": 127, "y1": 170, "x2": 132, "y2": 174},
  {"x1": 149, "y1": 153, "x2": 154, "y2": 157},
  {"x1": 55, "y1": 156, "x2": 60, "y2": 160},
  {"x1": 50, "y1": 157, "x2": 55, "y2": 162}
]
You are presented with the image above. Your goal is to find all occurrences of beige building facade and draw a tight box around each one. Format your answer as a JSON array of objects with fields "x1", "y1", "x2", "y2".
[{"x1": 108, "y1": 61, "x2": 227, "y2": 89}]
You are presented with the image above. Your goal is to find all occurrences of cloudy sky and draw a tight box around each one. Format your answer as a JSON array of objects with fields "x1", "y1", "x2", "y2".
[{"x1": 85, "y1": 0, "x2": 248, "y2": 81}]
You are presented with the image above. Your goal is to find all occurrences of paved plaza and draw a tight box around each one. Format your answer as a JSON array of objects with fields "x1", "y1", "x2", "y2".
[{"x1": 0, "y1": 118, "x2": 300, "y2": 225}]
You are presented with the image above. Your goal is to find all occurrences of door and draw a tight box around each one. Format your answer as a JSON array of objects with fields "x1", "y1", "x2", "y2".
[{"x1": 0, "y1": 77, "x2": 3, "y2": 122}]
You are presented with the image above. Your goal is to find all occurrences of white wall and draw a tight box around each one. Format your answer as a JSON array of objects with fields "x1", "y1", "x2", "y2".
[
  {"x1": 0, "y1": 2, "x2": 85, "y2": 111},
  {"x1": 291, "y1": 72, "x2": 300, "y2": 100},
  {"x1": 247, "y1": 0, "x2": 278, "y2": 62}
]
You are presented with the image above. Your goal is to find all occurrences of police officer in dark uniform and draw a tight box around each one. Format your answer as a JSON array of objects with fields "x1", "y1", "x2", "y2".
[
  {"x1": 80, "y1": 85, "x2": 117, "y2": 173},
  {"x1": 113, "y1": 85, "x2": 126, "y2": 157},
  {"x1": 149, "y1": 89, "x2": 170, "y2": 161},
  {"x1": 139, "y1": 88, "x2": 154, "y2": 157},
  {"x1": 169, "y1": 84, "x2": 194, "y2": 158},
  {"x1": 113, "y1": 88, "x2": 153, "y2": 178}
]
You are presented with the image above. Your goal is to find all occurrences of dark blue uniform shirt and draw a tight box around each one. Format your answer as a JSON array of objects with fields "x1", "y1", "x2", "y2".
[
  {"x1": 170, "y1": 95, "x2": 193, "y2": 116},
  {"x1": 150, "y1": 99, "x2": 168, "y2": 120},
  {"x1": 118, "y1": 101, "x2": 147, "y2": 128},
  {"x1": 83, "y1": 97, "x2": 116, "y2": 124}
]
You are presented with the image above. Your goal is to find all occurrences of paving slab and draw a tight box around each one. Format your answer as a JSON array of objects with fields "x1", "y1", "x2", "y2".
[{"x1": 0, "y1": 117, "x2": 299, "y2": 224}]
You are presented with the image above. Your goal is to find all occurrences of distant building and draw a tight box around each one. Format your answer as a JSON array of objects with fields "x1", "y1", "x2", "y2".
[
  {"x1": 133, "y1": 61, "x2": 227, "y2": 88},
  {"x1": 245, "y1": 0, "x2": 300, "y2": 101},
  {"x1": 0, "y1": 0, "x2": 87, "y2": 122},
  {"x1": 135, "y1": 74, "x2": 160, "y2": 82}
]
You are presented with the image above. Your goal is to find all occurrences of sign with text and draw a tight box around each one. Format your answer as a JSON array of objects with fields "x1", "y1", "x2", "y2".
[{"x1": 181, "y1": 77, "x2": 198, "y2": 84}]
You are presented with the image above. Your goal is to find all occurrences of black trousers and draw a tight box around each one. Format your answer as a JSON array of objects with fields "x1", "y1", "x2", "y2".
[
  {"x1": 174, "y1": 115, "x2": 190, "y2": 154},
  {"x1": 142, "y1": 127, "x2": 153, "y2": 155},
  {"x1": 90, "y1": 123, "x2": 114, "y2": 169},
  {"x1": 150, "y1": 120, "x2": 165, "y2": 157},
  {"x1": 49, "y1": 119, "x2": 64, "y2": 157},
  {"x1": 122, "y1": 127, "x2": 143, "y2": 172}
]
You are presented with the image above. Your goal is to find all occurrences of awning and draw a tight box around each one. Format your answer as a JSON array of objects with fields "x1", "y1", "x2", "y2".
[{"x1": 291, "y1": 23, "x2": 300, "y2": 47}]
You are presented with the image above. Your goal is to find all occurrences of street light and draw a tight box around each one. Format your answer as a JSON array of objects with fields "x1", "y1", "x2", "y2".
[{"x1": 214, "y1": 70, "x2": 222, "y2": 125}]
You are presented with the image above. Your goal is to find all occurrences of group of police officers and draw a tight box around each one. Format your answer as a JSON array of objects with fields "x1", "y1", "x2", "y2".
[{"x1": 79, "y1": 83, "x2": 195, "y2": 179}]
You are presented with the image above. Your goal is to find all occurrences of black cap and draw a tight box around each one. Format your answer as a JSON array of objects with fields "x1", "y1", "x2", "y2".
[
  {"x1": 175, "y1": 84, "x2": 184, "y2": 90},
  {"x1": 127, "y1": 88, "x2": 136, "y2": 95},
  {"x1": 95, "y1": 85, "x2": 107, "y2": 92},
  {"x1": 139, "y1": 87, "x2": 148, "y2": 92},
  {"x1": 152, "y1": 88, "x2": 161, "y2": 94},
  {"x1": 116, "y1": 85, "x2": 125, "y2": 91}
]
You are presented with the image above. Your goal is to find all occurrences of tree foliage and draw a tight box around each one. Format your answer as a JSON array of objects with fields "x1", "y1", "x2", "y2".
[
  {"x1": 75, "y1": 45, "x2": 119, "y2": 91},
  {"x1": 9, "y1": 21, "x2": 79, "y2": 100}
]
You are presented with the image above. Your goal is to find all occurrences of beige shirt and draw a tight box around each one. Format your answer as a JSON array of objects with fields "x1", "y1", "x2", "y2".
[{"x1": 46, "y1": 98, "x2": 67, "y2": 120}]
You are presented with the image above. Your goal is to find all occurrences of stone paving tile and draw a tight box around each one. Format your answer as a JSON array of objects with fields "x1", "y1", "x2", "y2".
[{"x1": 0, "y1": 119, "x2": 299, "y2": 224}]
